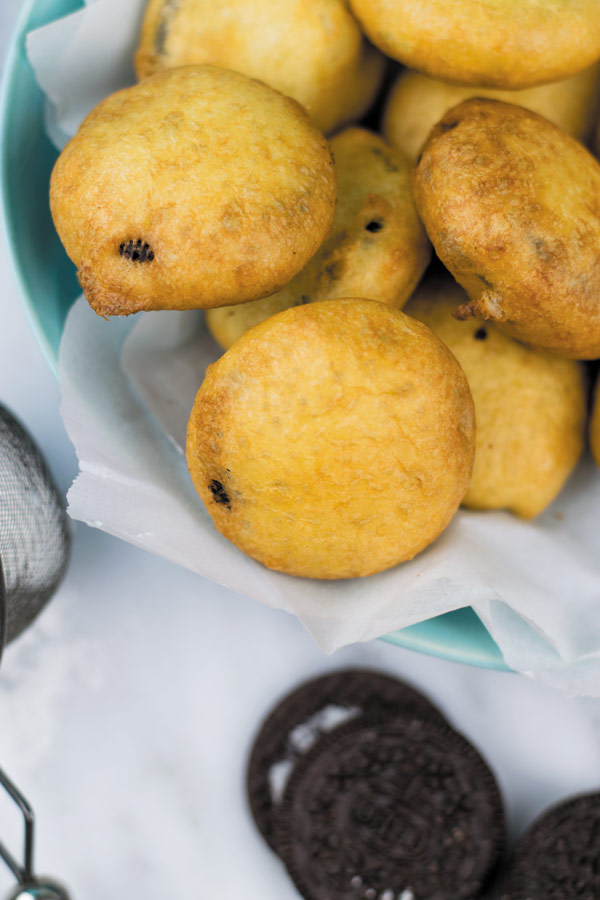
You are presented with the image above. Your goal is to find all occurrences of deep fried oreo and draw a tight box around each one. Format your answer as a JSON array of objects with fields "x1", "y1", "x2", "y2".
[
  {"x1": 187, "y1": 299, "x2": 475, "y2": 579},
  {"x1": 50, "y1": 66, "x2": 336, "y2": 316},
  {"x1": 413, "y1": 99, "x2": 600, "y2": 359}
]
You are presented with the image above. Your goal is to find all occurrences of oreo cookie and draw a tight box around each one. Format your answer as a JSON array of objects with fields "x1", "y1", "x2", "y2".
[
  {"x1": 246, "y1": 669, "x2": 447, "y2": 852},
  {"x1": 276, "y1": 715, "x2": 505, "y2": 900},
  {"x1": 500, "y1": 792, "x2": 600, "y2": 900}
]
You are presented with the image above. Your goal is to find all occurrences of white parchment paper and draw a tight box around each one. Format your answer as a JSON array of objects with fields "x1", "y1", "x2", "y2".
[{"x1": 27, "y1": 0, "x2": 600, "y2": 694}]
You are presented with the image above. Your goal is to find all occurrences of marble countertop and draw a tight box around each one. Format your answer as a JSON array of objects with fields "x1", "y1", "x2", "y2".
[{"x1": 0, "y1": 4, "x2": 599, "y2": 897}]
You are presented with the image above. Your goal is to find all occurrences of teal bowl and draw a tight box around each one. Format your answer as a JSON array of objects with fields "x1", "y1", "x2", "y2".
[{"x1": 0, "y1": 0, "x2": 508, "y2": 671}]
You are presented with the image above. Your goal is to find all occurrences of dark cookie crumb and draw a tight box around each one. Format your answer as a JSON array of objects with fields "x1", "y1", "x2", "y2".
[
  {"x1": 154, "y1": 0, "x2": 182, "y2": 55},
  {"x1": 531, "y1": 236, "x2": 550, "y2": 261},
  {"x1": 323, "y1": 260, "x2": 343, "y2": 281},
  {"x1": 119, "y1": 239, "x2": 154, "y2": 262},
  {"x1": 209, "y1": 479, "x2": 231, "y2": 508},
  {"x1": 474, "y1": 327, "x2": 488, "y2": 341},
  {"x1": 365, "y1": 220, "x2": 383, "y2": 233}
]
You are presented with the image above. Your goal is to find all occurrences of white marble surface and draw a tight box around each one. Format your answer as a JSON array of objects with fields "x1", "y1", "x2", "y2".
[{"x1": 0, "y1": 3, "x2": 600, "y2": 898}]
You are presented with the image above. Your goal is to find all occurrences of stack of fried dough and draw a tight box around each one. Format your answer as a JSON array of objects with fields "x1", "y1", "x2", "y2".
[{"x1": 49, "y1": 0, "x2": 600, "y2": 579}]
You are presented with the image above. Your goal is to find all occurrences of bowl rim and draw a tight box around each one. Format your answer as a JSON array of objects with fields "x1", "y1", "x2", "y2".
[{"x1": 1, "y1": 0, "x2": 65, "y2": 374}]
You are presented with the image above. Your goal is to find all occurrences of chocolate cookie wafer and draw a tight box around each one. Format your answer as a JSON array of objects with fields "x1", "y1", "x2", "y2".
[
  {"x1": 276, "y1": 715, "x2": 505, "y2": 900},
  {"x1": 246, "y1": 669, "x2": 447, "y2": 853},
  {"x1": 500, "y1": 791, "x2": 600, "y2": 900}
]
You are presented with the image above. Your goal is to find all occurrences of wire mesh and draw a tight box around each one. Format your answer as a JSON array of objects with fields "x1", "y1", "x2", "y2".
[{"x1": 0, "y1": 404, "x2": 71, "y2": 648}]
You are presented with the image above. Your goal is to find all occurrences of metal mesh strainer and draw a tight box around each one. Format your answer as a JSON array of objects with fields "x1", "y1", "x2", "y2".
[
  {"x1": 0, "y1": 404, "x2": 71, "y2": 650},
  {"x1": 0, "y1": 403, "x2": 72, "y2": 898}
]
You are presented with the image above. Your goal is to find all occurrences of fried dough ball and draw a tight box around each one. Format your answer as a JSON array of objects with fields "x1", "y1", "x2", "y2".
[
  {"x1": 413, "y1": 99, "x2": 600, "y2": 360},
  {"x1": 187, "y1": 299, "x2": 475, "y2": 579},
  {"x1": 383, "y1": 65, "x2": 600, "y2": 162},
  {"x1": 406, "y1": 278, "x2": 586, "y2": 518},
  {"x1": 50, "y1": 66, "x2": 336, "y2": 316},
  {"x1": 135, "y1": 0, "x2": 385, "y2": 135},
  {"x1": 206, "y1": 128, "x2": 430, "y2": 350},
  {"x1": 348, "y1": 0, "x2": 600, "y2": 89}
]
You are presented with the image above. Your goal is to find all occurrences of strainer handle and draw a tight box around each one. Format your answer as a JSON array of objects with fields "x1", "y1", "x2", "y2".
[
  {"x1": 0, "y1": 768, "x2": 35, "y2": 885},
  {"x1": 0, "y1": 770, "x2": 71, "y2": 899}
]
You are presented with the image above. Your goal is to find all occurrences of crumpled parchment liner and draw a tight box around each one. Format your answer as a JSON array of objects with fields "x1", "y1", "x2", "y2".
[{"x1": 29, "y1": 0, "x2": 600, "y2": 695}]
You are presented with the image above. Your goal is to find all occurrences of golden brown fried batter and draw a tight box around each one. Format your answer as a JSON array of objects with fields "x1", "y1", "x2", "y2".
[
  {"x1": 407, "y1": 278, "x2": 586, "y2": 518},
  {"x1": 383, "y1": 65, "x2": 600, "y2": 162},
  {"x1": 349, "y1": 0, "x2": 600, "y2": 89},
  {"x1": 50, "y1": 66, "x2": 336, "y2": 316},
  {"x1": 206, "y1": 128, "x2": 430, "y2": 350},
  {"x1": 187, "y1": 299, "x2": 475, "y2": 579},
  {"x1": 135, "y1": 0, "x2": 384, "y2": 134},
  {"x1": 413, "y1": 99, "x2": 600, "y2": 360}
]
